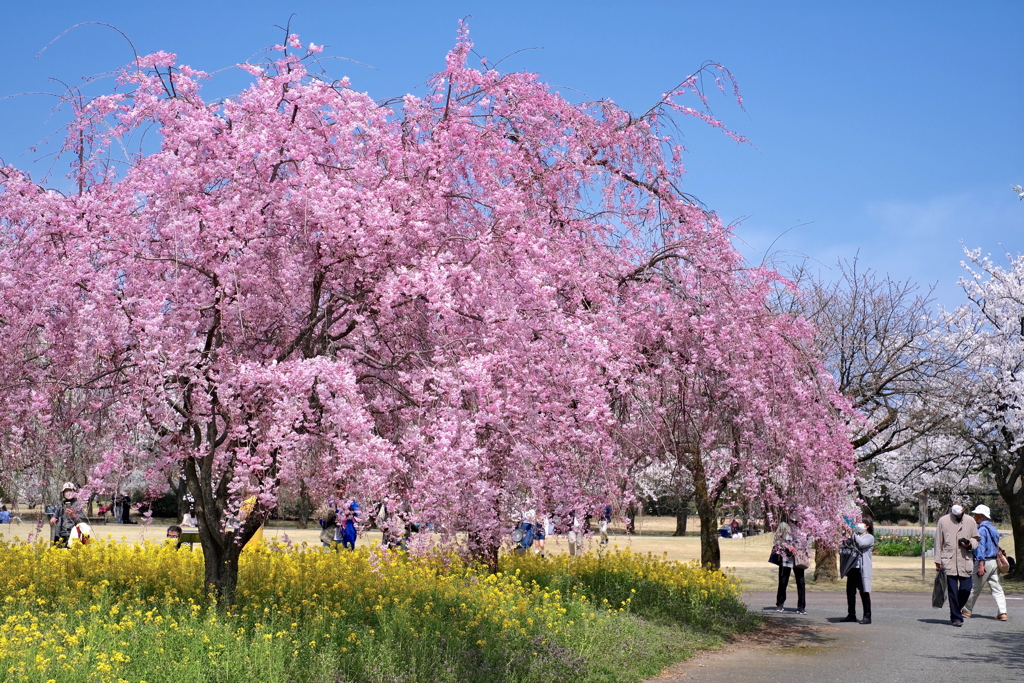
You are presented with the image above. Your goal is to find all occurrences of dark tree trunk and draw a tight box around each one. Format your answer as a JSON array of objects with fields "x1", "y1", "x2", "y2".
[
  {"x1": 690, "y1": 448, "x2": 724, "y2": 568},
  {"x1": 674, "y1": 509, "x2": 689, "y2": 537},
  {"x1": 990, "y1": 434, "x2": 1024, "y2": 582},
  {"x1": 183, "y1": 457, "x2": 263, "y2": 607},
  {"x1": 295, "y1": 481, "x2": 312, "y2": 530},
  {"x1": 998, "y1": 481, "x2": 1024, "y2": 582},
  {"x1": 813, "y1": 543, "x2": 839, "y2": 582},
  {"x1": 696, "y1": 500, "x2": 721, "y2": 568},
  {"x1": 202, "y1": 538, "x2": 243, "y2": 605},
  {"x1": 625, "y1": 503, "x2": 637, "y2": 534},
  {"x1": 194, "y1": 512, "x2": 263, "y2": 606},
  {"x1": 469, "y1": 532, "x2": 499, "y2": 573}
]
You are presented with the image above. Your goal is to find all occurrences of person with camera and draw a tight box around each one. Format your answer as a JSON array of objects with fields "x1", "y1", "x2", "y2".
[
  {"x1": 773, "y1": 508, "x2": 810, "y2": 614},
  {"x1": 841, "y1": 520, "x2": 874, "y2": 624},
  {"x1": 50, "y1": 482, "x2": 84, "y2": 547},
  {"x1": 933, "y1": 503, "x2": 980, "y2": 627}
]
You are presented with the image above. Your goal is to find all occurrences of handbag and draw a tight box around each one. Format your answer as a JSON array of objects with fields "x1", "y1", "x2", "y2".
[
  {"x1": 768, "y1": 548, "x2": 784, "y2": 566},
  {"x1": 997, "y1": 548, "x2": 1011, "y2": 575},
  {"x1": 839, "y1": 538, "x2": 859, "y2": 578},
  {"x1": 932, "y1": 569, "x2": 947, "y2": 609}
]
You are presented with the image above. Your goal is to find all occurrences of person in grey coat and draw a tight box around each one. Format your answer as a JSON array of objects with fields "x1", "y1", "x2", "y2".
[{"x1": 841, "y1": 520, "x2": 874, "y2": 624}]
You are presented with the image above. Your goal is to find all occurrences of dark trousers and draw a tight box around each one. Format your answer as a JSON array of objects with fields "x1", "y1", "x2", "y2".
[
  {"x1": 946, "y1": 574, "x2": 973, "y2": 623},
  {"x1": 846, "y1": 568, "x2": 871, "y2": 618},
  {"x1": 777, "y1": 565, "x2": 806, "y2": 610}
]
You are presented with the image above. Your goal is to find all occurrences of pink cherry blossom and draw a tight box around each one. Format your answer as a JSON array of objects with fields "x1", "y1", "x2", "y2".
[{"x1": 0, "y1": 27, "x2": 856, "y2": 599}]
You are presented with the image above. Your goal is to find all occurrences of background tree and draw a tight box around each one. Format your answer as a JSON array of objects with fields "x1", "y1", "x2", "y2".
[
  {"x1": 621, "y1": 259, "x2": 858, "y2": 568},
  {"x1": 778, "y1": 260, "x2": 970, "y2": 580},
  {"x1": 632, "y1": 460, "x2": 694, "y2": 536},
  {"x1": 954, "y1": 248, "x2": 1024, "y2": 579}
]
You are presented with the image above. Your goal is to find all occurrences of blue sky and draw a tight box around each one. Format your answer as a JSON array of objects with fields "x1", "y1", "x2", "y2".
[{"x1": 2, "y1": 1, "x2": 1020, "y2": 308}]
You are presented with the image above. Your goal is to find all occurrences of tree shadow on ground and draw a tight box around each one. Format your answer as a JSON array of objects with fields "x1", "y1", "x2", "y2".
[
  {"x1": 917, "y1": 618, "x2": 952, "y2": 624},
  {"x1": 740, "y1": 616, "x2": 835, "y2": 649},
  {"x1": 930, "y1": 629, "x2": 1024, "y2": 670}
]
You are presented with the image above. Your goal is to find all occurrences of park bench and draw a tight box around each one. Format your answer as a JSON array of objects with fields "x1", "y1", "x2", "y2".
[{"x1": 178, "y1": 530, "x2": 201, "y2": 549}]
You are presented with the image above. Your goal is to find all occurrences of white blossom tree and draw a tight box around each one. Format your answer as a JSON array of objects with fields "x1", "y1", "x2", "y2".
[{"x1": 955, "y1": 248, "x2": 1024, "y2": 579}]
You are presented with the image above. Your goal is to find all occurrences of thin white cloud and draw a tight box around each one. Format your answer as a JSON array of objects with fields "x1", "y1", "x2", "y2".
[{"x1": 730, "y1": 188, "x2": 1023, "y2": 310}]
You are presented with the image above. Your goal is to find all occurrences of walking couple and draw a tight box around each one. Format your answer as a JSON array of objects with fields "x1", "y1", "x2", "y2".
[{"x1": 935, "y1": 504, "x2": 1008, "y2": 626}]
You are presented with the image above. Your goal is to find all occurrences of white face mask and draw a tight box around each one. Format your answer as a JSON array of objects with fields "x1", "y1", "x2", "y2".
[{"x1": 951, "y1": 505, "x2": 964, "y2": 517}]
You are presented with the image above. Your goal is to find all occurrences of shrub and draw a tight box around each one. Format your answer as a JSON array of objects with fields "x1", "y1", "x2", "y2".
[{"x1": 873, "y1": 534, "x2": 933, "y2": 556}]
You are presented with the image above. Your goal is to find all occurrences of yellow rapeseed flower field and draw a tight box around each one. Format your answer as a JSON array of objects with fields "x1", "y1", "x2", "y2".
[{"x1": 0, "y1": 538, "x2": 754, "y2": 683}]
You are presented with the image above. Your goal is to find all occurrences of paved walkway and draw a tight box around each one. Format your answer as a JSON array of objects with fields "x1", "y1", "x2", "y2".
[{"x1": 649, "y1": 590, "x2": 1023, "y2": 682}]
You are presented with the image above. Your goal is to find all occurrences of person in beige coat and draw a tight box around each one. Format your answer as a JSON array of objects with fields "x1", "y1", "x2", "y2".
[{"x1": 933, "y1": 504, "x2": 980, "y2": 627}]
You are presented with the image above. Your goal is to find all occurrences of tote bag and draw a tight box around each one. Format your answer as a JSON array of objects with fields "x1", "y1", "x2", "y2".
[
  {"x1": 997, "y1": 548, "x2": 1011, "y2": 575},
  {"x1": 932, "y1": 570, "x2": 947, "y2": 608},
  {"x1": 839, "y1": 538, "x2": 859, "y2": 578}
]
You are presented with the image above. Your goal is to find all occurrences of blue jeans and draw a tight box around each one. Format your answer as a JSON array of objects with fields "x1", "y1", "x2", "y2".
[{"x1": 946, "y1": 574, "x2": 973, "y2": 623}]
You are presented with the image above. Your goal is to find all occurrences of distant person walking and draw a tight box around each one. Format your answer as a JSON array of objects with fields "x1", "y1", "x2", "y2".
[
  {"x1": 566, "y1": 510, "x2": 583, "y2": 556},
  {"x1": 319, "y1": 505, "x2": 338, "y2": 548},
  {"x1": 841, "y1": 520, "x2": 874, "y2": 624},
  {"x1": 599, "y1": 505, "x2": 611, "y2": 545},
  {"x1": 319, "y1": 486, "x2": 345, "y2": 548},
  {"x1": 774, "y1": 509, "x2": 809, "y2": 614},
  {"x1": 50, "y1": 482, "x2": 84, "y2": 547},
  {"x1": 934, "y1": 503, "x2": 980, "y2": 627},
  {"x1": 341, "y1": 501, "x2": 359, "y2": 550},
  {"x1": 515, "y1": 510, "x2": 536, "y2": 556},
  {"x1": 961, "y1": 505, "x2": 1008, "y2": 621}
]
